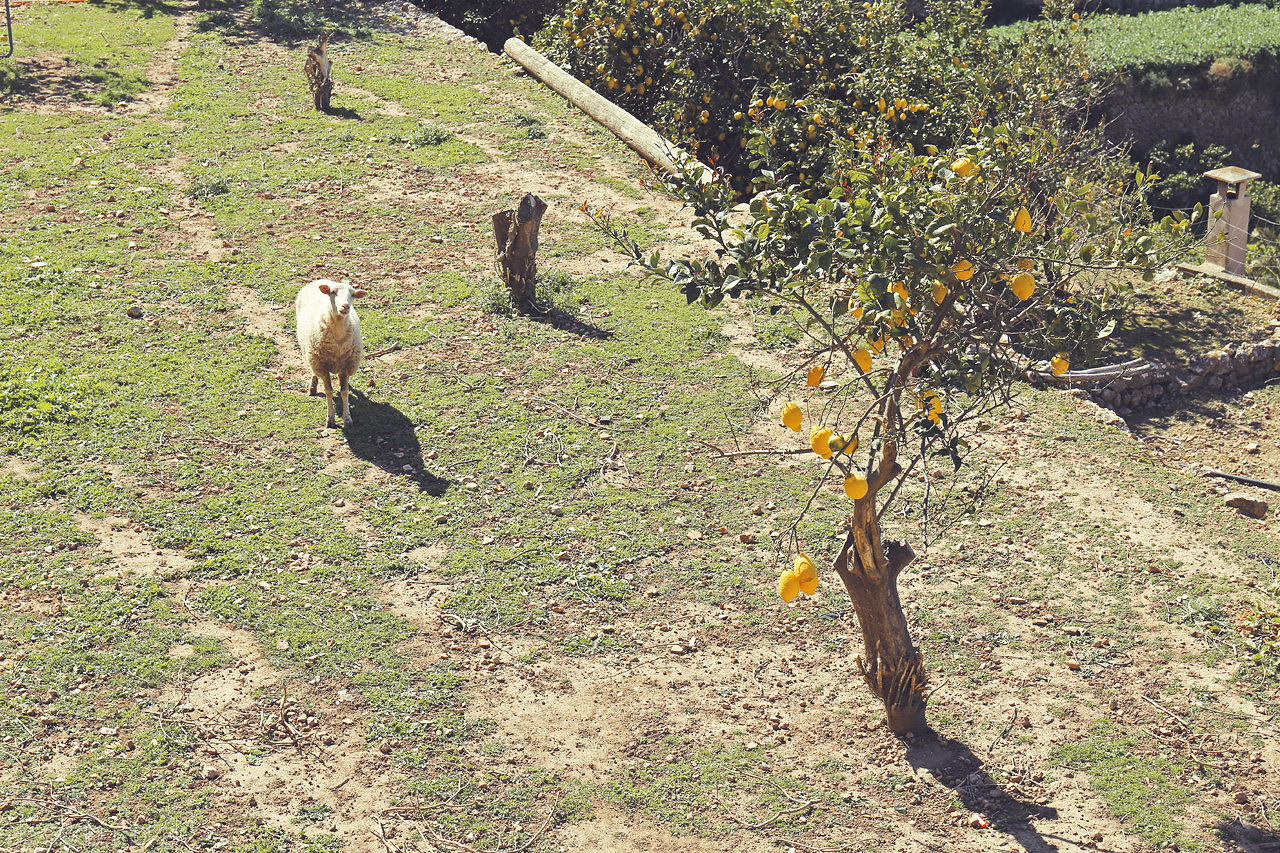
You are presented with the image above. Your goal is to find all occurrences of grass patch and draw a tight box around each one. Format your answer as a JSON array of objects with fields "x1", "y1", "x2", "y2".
[{"x1": 1051, "y1": 721, "x2": 1195, "y2": 849}]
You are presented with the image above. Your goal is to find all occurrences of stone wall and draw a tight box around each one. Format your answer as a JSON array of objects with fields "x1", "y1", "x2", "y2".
[
  {"x1": 1103, "y1": 77, "x2": 1280, "y2": 180},
  {"x1": 1053, "y1": 336, "x2": 1280, "y2": 417}
]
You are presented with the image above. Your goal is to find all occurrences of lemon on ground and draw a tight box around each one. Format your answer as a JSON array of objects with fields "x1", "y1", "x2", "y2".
[
  {"x1": 844, "y1": 472, "x2": 868, "y2": 500},
  {"x1": 829, "y1": 432, "x2": 858, "y2": 455},
  {"x1": 1010, "y1": 272, "x2": 1036, "y2": 300},
  {"x1": 782, "y1": 402, "x2": 803, "y2": 432},
  {"x1": 950, "y1": 157, "x2": 976, "y2": 177},
  {"x1": 778, "y1": 569, "x2": 800, "y2": 602},
  {"x1": 1051, "y1": 352, "x2": 1070, "y2": 376},
  {"x1": 806, "y1": 365, "x2": 825, "y2": 387},
  {"x1": 852, "y1": 348, "x2": 872, "y2": 373},
  {"x1": 794, "y1": 553, "x2": 817, "y2": 584},
  {"x1": 952, "y1": 259, "x2": 975, "y2": 281},
  {"x1": 810, "y1": 426, "x2": 834, "y2": 459},
  {"x1": 931, "y1": 279, "x2": 948, "y2": 304},
  {"x1": 1012, "y1": 206, "x2": 1033, "y2": 233}
]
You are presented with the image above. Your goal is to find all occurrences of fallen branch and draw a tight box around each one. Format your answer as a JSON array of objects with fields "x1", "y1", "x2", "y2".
[
  {"x1": 366, "y1": 343, "x2": 401, "y2": 359},
  {"x1": 696, "y1": 439, "x2": 814, "y2": 459},
  {"x1": 414, "y1": 793, "x2": 561, "y2": 853},
  {"x1": 1202, "y1": 467, "x2": 1280, "y2": 492},
  {"x1": 14, "y1": 797, "x2": 130, "y2": 832},
  {"x1": 718, "y1": 775, "x2": 815, "y2": 831}
]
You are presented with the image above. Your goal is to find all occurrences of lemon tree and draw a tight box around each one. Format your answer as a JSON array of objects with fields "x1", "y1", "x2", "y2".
[
  {"x1": 538, "y1": 0, "x2": 1107, "y2": 195},
  {"x1": 593, "y1": 6, "x2": 1195, "y2": 734}
]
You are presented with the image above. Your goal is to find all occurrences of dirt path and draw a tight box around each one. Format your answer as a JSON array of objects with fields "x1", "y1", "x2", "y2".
[{"x1": 1, "y1": 4, "x2": 1277, "y2": 853}]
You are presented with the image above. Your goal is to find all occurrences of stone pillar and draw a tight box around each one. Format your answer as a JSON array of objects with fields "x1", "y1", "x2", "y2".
[{"x1": 1204, "y1": 167, "x2": 1261, "y2": 276}]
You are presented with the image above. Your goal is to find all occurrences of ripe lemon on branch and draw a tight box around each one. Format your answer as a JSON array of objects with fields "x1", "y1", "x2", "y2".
[
  {"x1": 794, "y1": 553, "x2": 818, "y2": 595},
  {"x1": 1012, "y1": 207, "x2": 1033, "y2": 233},
  {"x1": 782, "y1": 402, "x2": 803, "y2": 431},
  {"x1": 829, "y1": 432, "x2": 858, "y2": 455},
  {"x1": 811, "y1": 426, "x2": 834, "y2": 459},
  {"x1": 844, "y1": 472, "x2": 869, "y2": 500},
  {"x1": 1010, "y1": 272, "x2": 1036, "y2": 301},
  {"x1": 778, "y1": 569, "x2": 800, "y2": 602}
]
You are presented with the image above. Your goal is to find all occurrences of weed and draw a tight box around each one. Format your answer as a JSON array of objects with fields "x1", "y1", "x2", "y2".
[
  {"x1": 1051, "y1": 721, "x2": 1193, "y2": 848},
  {"x1": 187, "y1": 174, "x2": 235, "y2": 200}
]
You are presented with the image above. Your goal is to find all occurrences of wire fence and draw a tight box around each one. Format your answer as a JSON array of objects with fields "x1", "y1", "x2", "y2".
[{"x1": 1149, "y1": 201, "x2": 1280, "y2": 287}]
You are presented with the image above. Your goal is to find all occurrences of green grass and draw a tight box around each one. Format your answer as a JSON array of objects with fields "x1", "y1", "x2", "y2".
[
  {"x1": 993, "y1": 5, "x2": 1280, "y2": 81},
  {"x1": 1052, "y1": 721, "x2": 1196, "y2": 849},
  {"x1": 2, "y1": 2, "x2": 1278, "y2": 851}
]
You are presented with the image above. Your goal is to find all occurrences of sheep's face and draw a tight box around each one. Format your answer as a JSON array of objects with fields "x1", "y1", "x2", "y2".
[{"x1": 318, "y1": 282, "x2": 368, "y2": 316}]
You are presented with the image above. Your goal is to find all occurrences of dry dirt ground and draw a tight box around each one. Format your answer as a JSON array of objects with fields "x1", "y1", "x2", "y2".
[{"x1": 2, "y1": 4, "x2": 1279, "y2": 853}]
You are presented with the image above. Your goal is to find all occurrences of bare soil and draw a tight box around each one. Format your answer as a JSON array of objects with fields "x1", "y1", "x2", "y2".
[{"x1": 2, "y1": 4, "x2": 1278, "y2": 853}]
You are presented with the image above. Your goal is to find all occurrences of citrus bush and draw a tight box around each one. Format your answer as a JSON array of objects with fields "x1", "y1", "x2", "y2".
[
  {"x1": 536, "y1": 0, "x2": 1097, "y2": 192},
  {"x1": 591, "y1": 1, "x2": 1196, "y2": 731},
  {"x1": 413, "y1": 0, "x2": 566, "y2": 48}
]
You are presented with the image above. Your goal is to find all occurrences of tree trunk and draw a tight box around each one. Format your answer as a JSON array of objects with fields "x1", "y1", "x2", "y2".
[
  {"x1": 830, "y1": 500, "x2": 928, "y2": 735},
  {"x1": 492, "y1": 193, "x2": 547, "y2": 305}
]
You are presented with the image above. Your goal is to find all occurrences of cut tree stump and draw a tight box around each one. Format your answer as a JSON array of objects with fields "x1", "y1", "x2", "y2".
[{"x1": 492, "y1": 193, "x2": 547, "y2": 306}]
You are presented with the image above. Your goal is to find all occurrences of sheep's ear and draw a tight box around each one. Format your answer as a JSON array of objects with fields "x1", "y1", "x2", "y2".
[
  {"x1": 317, "y1": 282, "x2": 333, "y2": 294},
  {"x1": 352, "y1": 289, "x2": 368, "y2": 298}
]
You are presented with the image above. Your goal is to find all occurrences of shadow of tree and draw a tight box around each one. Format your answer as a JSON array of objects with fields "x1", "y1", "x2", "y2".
[
  {"x1": 905, "y1": 733, "x2": 1069, "y2": 853},
  {"x1": 342, "y1": 390, "x2": 448, "y2": 495},
  {"x1": 318, "y1": 104, "x2": 362, "y2": 120},
  {"x1": 89, "y1": 0, "x2": 177, "y2": 20},
  {"x1": 1216, "y1": 816, "x2": 1280, "y2": 852},
  {"x1": 520, "y1": 299, "x2": 613, "y2": 340}
]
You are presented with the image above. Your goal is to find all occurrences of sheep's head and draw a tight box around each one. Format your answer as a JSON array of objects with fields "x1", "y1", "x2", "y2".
[{"x1": 318, "y1": 281, "x2": 368, "y2": 316}]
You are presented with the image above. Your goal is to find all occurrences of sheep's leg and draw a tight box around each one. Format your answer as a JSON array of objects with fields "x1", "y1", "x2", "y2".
[
  {"x1": 321, "y1": 373, "x2": 337, "y2": 428},
  {"x1": 308, "y1": 375, "x2": 319, "y2": 396},
  {"x1": 339, "y1": 373, "x2": 353, "y2": 427}
]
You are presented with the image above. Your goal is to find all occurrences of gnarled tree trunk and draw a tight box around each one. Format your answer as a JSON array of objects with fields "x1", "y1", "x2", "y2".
[
  {"x1": 492, "y1": 193, "x2": 547, "y2": 306},
  {"x1": 830, "y1": 455, "x2": 929, "y2": 735}
]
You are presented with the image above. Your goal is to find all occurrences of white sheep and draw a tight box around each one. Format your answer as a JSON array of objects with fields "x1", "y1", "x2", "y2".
[{"x1": 294, "y1": 279, "x2": 367, "y2": 428}]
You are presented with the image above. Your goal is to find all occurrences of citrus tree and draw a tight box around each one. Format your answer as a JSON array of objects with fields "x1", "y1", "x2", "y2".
[
  {"x1": 592, "y1": 7, "x2": 1195, "y2": 733},
  {"x1": 538, "y1": 0, "x2": 1102, "y2": 193}
]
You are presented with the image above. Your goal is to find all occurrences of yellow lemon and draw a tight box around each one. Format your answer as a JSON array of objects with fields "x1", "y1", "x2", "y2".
[
  {"x1": 1013, "y1": 206, "x2": 1033, "y2": 233},
  {"x1": 852, "y1": 348, "x2": 872, "y2": 373},
  {"x1": 921, "y1": 394, "x2": 942, "y2": 417},
  {"x1": 931, "y1": 279, "x2": 948, "y2": 304},
  {"x1": 890, "y1": 281, "x2": 909, "y2": 303},
  {"x1": 829, "y1": 432, "x2": 858, "y2": 456},
  {"x1": 794, "y1": 553, "x2": 817, "y2": 584},
  {"x1": 868, "y1": 335, "x2": 886, "y2": 354},
  {"x1": 1010, "y1": 272, "x2": 1036, "y2": 301},
  {"x1": 950, "y1": 157, "x2": 976, "y2": 177},
  {"x1": 844, "y1": 473, "x2": 869, "y2": 500},
  {"x1": 778, "y1": 569, "x2": 800, "y2": 602},
  {"x1": 798, "y1": 575, "x2": 818, "y2": 596},
  {"x1": 952, "y1": 259, "x2": 975, "y2": 281},
  {"x1": 1017, "y1": 257, "x2": 1035, "y2": 271},
  {"x1": 810, "y1": 426, "x2": 834, "y2": 459},
  {"x1": 806, "y1": 365, "x2": 825, "y2": 387},
  {"x1": 782, "y1": 402, "x2": 803, "y2": 432},
  {"x1": 1051, "y1": 353, "x2": 1070, "y2": 376}
]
